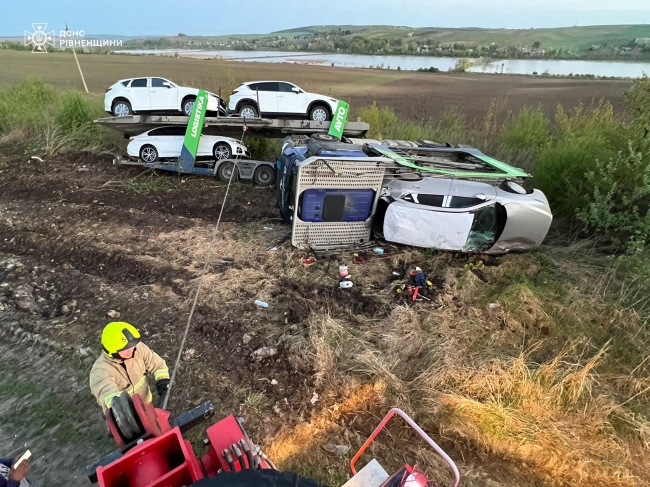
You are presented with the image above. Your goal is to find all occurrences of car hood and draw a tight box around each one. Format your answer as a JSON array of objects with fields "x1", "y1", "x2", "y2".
[{"x1": 489, "y1": 194, "x2": 552, "y2": 253}]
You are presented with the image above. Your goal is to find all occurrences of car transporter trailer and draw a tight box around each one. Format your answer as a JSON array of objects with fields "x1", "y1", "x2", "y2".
[{"x1": 95, "y1": 115, "x2": 370, "y2": 183}]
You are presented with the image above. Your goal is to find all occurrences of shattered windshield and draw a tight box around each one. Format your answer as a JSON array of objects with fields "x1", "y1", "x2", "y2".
[{"x1": 463, "y1": 204, "x2": 507, "y2": 251}]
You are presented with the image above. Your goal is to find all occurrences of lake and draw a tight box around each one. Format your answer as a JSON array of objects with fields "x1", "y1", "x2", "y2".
[{"x1": 117, "y1": 49, "x2": 650, "y2": 78}]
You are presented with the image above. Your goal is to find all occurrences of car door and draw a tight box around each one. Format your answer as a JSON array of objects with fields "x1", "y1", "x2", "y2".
[
  {"x1": 249, "y1": 82, "x2": 278, "y2": 115},
  {"x1": 277, "y1": 82, "x2": 306, "y2": 115},
  {"x1": 446, "y1": 180, "x2": 497, "y2": 209},
  {"x1": 149, "y1": 78, "x2": 178, "y2": 111},
  {"x1": 127, "y1": 78, "x2": 151, "y2": 111},
  {"x1": 162, "y1": 126, "x2": 185, "y2": 156},
  {"x1": 197, "y1": 134, "x2": 214, "y2": 156}
]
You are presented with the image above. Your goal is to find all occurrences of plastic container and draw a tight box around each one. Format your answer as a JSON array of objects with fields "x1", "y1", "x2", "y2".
[
  {"x1": 339, "y1": 265, "x2": 349, "y2": 278},
  {"x1": 373, "y1": 247, "x2": 384, "y2": 255},
  {"x1": 254, "y1": 300, "x2": 269, "y2": 308},
  {"x1": 340, "y1": 281, "x2": 354, "y2": 289}
]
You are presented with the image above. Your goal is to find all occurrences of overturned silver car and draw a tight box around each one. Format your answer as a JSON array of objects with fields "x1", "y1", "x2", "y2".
[
  {"x1": 276, "y1": 136, "x2": 552, "y2": 254},
  {"x1": 378, "y1": 178, "x2": 552, "y2": 253}
]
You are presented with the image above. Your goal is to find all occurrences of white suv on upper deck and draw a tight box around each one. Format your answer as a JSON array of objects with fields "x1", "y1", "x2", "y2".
[
  {"x1": 228, "y1": 81, "x2": 339, "y2": 121},
  {"x1": 104, "y1": 77, "x2": 227, "y2": 117}
]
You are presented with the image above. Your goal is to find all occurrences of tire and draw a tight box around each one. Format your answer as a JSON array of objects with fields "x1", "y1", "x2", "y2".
[
  {"x1": 182, "y1": 97, "x2": 196, "y2": 116},
  {"x1": 140, "y1": 144, "x2": 159, "y2": 163},
  {"x1": 309, "y1": 105, "x2": 330, "y2": 122},
  {"x1": 213, "y1": 142, "x2": 232, "y2": 161},
  {"x1": 418, "y1": 139, "x2": 447, "y2": 148},
  {"x1": 110, "y1": 393, "x2": 144, "y2": 442},
  {"x1": 217, "y1": 161, "x2": 239, "y2": 183},
  {"x1": 311, "y1": 134, "x2": 338, "y2": 143},
  {"x1": 238, "y1": 104, "x2": 259, "y2": 119},
  {"x1": 112, "y1": 99, "x2": 132, "y2": 117},
  {"x1": 253, "y1": 165, "x2": 275, "y2": 186},
  {"x1": 190, "y1": 469, "x2": 328, "y2": 487}
]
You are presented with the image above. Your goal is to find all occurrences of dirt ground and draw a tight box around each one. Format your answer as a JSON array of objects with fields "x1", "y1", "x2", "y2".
[
  {"x1": 0, "y1": 153, "x2": 420, "y2": 485},
  {"x1": 0, "y1": 50, "x2": 633, "y2": 123}
]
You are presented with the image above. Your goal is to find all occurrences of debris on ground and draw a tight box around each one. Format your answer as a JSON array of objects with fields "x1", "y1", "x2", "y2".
[
  {"x1": 252, "y1": 347, "x2": 277, "y2": 360},
  {"x1": 107, "y1": 309, "x2": 121, "y2": 319},
  {"x1": 322, "y1": 444, "x2": 350, "y2": 455},
  {"x1": 310, "y1": 391, "x2": 319, "y2": 405},
  {"x1": 254, "y1": 300, "x2": 269, "y2": 308}
]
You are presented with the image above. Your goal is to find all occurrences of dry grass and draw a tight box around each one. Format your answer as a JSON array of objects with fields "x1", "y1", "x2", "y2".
[{"x1": 286, "y1": 252, "x2": 650, "y2": 487}]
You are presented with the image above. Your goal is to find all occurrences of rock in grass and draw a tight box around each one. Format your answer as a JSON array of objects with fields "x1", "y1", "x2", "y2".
[
  {"x1": 252, "y1": 347, "x2": 277, "y2": 360},
  {"x1": 322, "y1": 444, "x2": 350, "y2": 455}
]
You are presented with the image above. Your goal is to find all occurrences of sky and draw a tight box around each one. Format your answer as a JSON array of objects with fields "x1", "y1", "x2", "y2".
[{"x1": 1, "y1": 0, "x2": 649, "y2": 36}]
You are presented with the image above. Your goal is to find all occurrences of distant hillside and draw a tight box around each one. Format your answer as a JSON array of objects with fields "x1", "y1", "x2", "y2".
[{"x1": 4, "y1": 24, "x2": 648, "y2": 60}]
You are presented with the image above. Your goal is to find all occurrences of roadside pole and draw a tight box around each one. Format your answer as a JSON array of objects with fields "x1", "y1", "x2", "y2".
[{"x1": 179, "y1": 90, "x2": 209, "y2": 172}]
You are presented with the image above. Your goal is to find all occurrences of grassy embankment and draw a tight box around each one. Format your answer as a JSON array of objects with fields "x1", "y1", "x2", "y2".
[{"x1": 1, "y1": 77, "x2": 650, "y2": 486}]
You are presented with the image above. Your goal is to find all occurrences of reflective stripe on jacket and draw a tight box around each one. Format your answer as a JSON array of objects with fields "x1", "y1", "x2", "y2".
[{"x1": 89, "y1": 342, "x2": 169, "y2": 411}]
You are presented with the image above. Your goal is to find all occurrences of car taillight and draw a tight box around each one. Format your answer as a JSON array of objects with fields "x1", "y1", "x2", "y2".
[
  {"x1": 105, "y1": 87, "x2": 111, "y2": 93},
  {"x1": 231, "y1": 90, "x2": 238, "y2": 95},
  {"x1": 128, "y1": 138, "x2": 134, "y2": 142}
]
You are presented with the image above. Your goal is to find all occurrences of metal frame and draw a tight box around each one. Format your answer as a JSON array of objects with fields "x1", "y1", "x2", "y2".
[
  {"x1": 350, "y1": 408, "x2": 460, "y2": 487},
  {"x1": 94, "y1": 115, "x2": 370, "y2": 138},
  {"x1": 291, "y1": 156, "x2": 389, "y2": 250}
]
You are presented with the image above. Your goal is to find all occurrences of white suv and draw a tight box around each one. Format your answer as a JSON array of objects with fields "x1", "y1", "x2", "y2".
[
  {"x1": 104, "y1": 77, "x2": 227, "y2": 117},
  {"x1": 228, "y1": 81, "x2": 338, "y2": 121}
]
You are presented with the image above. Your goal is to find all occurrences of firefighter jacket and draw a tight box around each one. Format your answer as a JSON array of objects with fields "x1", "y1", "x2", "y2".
[{"x1": 89, "y1": 343, "x2": 169, "y2": 411}]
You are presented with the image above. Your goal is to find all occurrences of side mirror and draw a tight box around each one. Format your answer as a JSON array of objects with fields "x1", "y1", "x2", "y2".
[
  {"x1": 292, "y1": 87, "x2": 300, "y2": 93},
  {"x1": 474, "y1": 193, "x2": 488, "y2": 200},
  {"x1": 162, "y1": 82, "x2": 172, "y2": 88}
]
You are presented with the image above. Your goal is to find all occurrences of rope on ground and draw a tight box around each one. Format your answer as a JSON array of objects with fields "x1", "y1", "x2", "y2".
[{"x1": 162, "y1": 126, "x2": 247, "y2": 410}]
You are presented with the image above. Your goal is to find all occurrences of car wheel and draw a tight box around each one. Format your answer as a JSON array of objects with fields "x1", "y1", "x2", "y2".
[
  {"x1": 112, "y1": 100, "x2": 132, "y2": 117},
  {"x1": 311, "y1": 134, "x2": 338, "y2": 143},
  {"x1": 182, "y1": 97, "x2": 196, "y2": 116},
  {"x1": 217, "y1": 161, "x2": 239, "y2": 183},
  {"x1": 140, "y1": 144, "x2": 159, "y2": 163},
  {"x1": 238, "y1": 104, "x2": 258, "y2": 118},
  {"x1": 253, "y1": 165, "x2": 275, "y2": 186},
  {"x1": 309, "y1": 105, "x2": 330, "y2": 122},
  {"x1": 213, "y1": 142, "x2": 232, "y2": 161}
]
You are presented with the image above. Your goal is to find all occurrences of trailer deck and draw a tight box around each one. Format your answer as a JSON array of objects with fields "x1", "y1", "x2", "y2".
[{"x1": 94, "y1": 115, "x2": 370, "y2": 138}]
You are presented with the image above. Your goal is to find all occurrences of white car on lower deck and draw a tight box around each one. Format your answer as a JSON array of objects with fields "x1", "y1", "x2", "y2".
[
  {"x1": 127, "y1": 126, "x2": 248, "y2": 163},
  {"x1": 105, "y1": 77, "x2": 227, "y2": 117}
]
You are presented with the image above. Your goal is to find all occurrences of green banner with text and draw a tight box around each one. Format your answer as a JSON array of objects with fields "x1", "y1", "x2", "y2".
[
  {"x1": 179, "y1": 89, "x2": 208, "y2": 171},
  {"x1": 328, "y1": 100, "x2": 349, "y2": 140}
]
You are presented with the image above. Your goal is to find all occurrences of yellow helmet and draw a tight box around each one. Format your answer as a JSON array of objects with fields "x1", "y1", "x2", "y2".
[{"x1": 102, "y1": 322, "x2": 141, "y2": 357}]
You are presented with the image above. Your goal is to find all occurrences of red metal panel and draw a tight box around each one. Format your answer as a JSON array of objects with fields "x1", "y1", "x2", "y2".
[
  {"x1": 97, "y1": 427, "x2": 203, "y2": 487},
  {"x1": 203, "y1": 415, "x2": 252, "y2": 472}
]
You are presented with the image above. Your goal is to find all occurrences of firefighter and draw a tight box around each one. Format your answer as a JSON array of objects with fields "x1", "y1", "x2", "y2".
[{"x1": 89, "y1": 322, "x2": 170, "y2": 412}]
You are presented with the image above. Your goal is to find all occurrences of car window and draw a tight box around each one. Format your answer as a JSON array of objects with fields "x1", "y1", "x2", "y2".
[
  {"x1": 130, "y1": 78, "x2": 147, "y2": 88},
  {"x1": 254, "y1": 82, "x2": 279, "y2": 92},
  {"x1": 121, "y1": 80, "x2": 130, "y2": 86},
  {"x1": 151, "y1": 78, "x2": 168, "y2": 87},
  {"x1": 278, "y1": 82, "x2": 296, "y2": 93},
  {"x1": 402, "y1": 193, "x2": 444, "y2": 207},
  {"x1": 148, "y1": 128, "x2": 164, "y2": 136},
  {"x1": 448, "y1": 196, "x2": 484, "y2": 208},
  {"x1": 161, "y1": 127, "x2": 185, "y2": 136},
  {"x1": 247, "y1": 83, "x2": 259, "y2": 91}
]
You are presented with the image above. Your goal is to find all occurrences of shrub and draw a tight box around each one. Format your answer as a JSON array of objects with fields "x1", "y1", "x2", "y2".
[
  {"x1": 500, "y1": 105, "x2": 550, "y2": 151},
  {"x1": 576, "y1": 142, "x2": 650, "y2": 250},
  {"x1": 533, "y1": 102, "x2": 623, "y2": 216}
]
